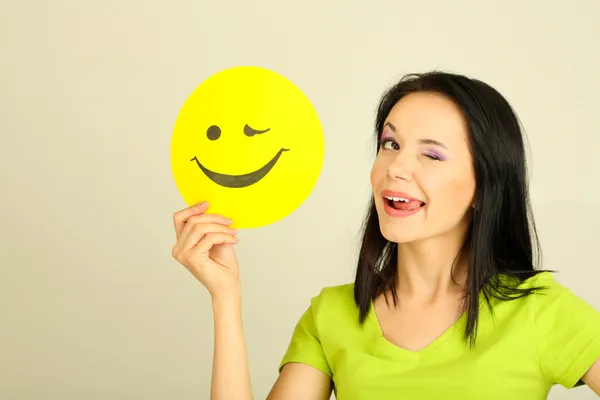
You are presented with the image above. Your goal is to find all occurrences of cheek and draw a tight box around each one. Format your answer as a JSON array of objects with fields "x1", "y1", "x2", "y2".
[
  {"x1": 448, "y1": 180, "x2": 476, "y2": 212},
  {"x1": 370, "y1": 157, "x2": 387, "y2": 186},
  {"x1": 422, "y1": 172, "x2": 476, "y2": 213}
]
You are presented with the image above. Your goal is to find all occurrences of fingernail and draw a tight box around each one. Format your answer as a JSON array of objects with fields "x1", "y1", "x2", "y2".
[
  {"x1": 197, "y1": 201, "x2": 208, "y2": 207},
  {"x1": 229, "y1": 228, "x2": 237, "y2": 235}
]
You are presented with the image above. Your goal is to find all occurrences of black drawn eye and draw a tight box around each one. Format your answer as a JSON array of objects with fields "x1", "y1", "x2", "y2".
[
  {"x1": 243, "y1": 124, "x2": 270, "y2": 137},
  {"x1": 207, "y1": 125, "x2": 221, "y2": 141}
]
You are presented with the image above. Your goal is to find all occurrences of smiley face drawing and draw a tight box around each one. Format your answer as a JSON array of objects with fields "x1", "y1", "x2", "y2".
[{"x1": 170, "y1": 66, "x2": 325, "y2": 228}]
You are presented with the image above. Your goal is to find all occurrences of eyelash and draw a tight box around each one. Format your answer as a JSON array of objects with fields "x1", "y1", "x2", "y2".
[{"x1": 379, "y1": 138, "x2": 442, "y2": 161}]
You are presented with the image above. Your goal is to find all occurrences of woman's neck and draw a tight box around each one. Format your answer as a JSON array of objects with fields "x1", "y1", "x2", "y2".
[{"x1": 394, "y1": 232, "x2": 469, "y2": 305}]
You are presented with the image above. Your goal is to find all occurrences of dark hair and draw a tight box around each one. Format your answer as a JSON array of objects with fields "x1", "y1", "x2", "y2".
[{"x1": 354, "y1": 71, "x2": 552, "y2": 347}]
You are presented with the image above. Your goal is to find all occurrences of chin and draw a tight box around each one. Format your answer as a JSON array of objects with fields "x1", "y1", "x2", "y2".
[
  {"x1": 377, "y1": 216, "x2": 426, "y2": 244},
  {"x1": 379, "y1": 224, "x2": 424, "y2": 244}
]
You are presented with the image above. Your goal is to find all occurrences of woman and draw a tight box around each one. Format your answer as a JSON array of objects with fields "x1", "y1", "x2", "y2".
[{"x1": 171, "y1": 71, "x2": 600, "y2": 399}]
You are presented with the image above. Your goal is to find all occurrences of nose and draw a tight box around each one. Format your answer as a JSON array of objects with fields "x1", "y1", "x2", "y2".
[{"x1": 386, "y1": 151, "x2": 415, "y2": 181}]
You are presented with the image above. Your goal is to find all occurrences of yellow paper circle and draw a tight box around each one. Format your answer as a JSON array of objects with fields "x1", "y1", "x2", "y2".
[{"x1": 170, "y1": 66, "x2": 325, "y2": 229}]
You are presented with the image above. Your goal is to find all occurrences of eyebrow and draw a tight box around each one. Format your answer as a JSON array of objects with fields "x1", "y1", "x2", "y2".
[{"x1": 383, "y1": 122, "x2": 448, "y2": 149}]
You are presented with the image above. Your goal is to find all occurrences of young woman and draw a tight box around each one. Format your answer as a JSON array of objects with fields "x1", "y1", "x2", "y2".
[{"x1": 171, "y1": 71, "x2": 600, "y2": 399}]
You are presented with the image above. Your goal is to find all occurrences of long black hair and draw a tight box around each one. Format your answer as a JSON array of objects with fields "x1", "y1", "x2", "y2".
[{"x1": 354, "y1": 71, "x2": 552, "y2": 347}]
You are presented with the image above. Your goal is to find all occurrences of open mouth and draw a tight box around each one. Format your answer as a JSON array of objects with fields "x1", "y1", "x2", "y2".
[
  {"x1": 384, "y1": 195, "x2": 426, "y2": 212},
  {"x1": 191, "y1": 148, "x2": 290, "y2": 188}
]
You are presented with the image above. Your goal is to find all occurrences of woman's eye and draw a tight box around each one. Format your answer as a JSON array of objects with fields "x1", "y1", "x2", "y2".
[
  {"x1": 381, "y1": 139, "x2": 399, "y2": 150},
  {"x1": 423, "y1": 152, "x2": 443, "y2": 161}
]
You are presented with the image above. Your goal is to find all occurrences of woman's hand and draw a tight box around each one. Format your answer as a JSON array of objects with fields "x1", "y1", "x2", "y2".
[
  {"x1": 172, "y1": 201, "x2": 253, "y2": 400},
  {"x1": 172, "y1": 201, "x2": 240, "y2": 298}
]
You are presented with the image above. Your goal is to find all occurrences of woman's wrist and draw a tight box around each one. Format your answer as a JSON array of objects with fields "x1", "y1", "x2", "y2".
[{"x1": 211, "y1": 287, "x2": 242, "y2": 312}]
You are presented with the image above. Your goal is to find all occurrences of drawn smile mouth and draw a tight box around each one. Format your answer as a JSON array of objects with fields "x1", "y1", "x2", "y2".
[{"x1": 191, "y1": 148, "x2": 290, "y2": 188}]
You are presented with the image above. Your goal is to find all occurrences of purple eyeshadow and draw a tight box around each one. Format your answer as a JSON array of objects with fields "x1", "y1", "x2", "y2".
[{"x1": 425, "y1": 151, "x2": 446, "y2": 161}]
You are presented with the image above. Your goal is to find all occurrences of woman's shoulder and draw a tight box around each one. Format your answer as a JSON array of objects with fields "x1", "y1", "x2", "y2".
[
  {"x1": 308, "y1": 282, "x2": 358, "y2": 319},
  {"x1": 519, "y1": 271, "x2": 585, "y2": 303},
  {"x1": 509, "y1": 272, "x2": 600, "y2": 388},
  {"x1": 500, "y1": 271, "x2": 598, "y2": 319},
  {"x1": 498, "y1": 270, "x2": 568, "y2": 296}
]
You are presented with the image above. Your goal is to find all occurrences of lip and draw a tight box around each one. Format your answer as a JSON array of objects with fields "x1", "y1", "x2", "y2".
[
  {"x1": 381, "y1": 190, "x2": 424, "y2": 203},
  {"x1": 381, "y1": 190, "x2": 425, "y2": 218},
  {"x1": 191, "y1": 148, "x2": 290, "y2": 188}
]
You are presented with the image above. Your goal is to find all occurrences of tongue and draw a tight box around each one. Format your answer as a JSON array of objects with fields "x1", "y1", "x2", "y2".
[{"x1": 393, "y1": 200, "x2": 422, "y2": 211}]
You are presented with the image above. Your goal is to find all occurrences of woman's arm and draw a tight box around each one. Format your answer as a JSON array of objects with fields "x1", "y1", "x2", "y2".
[
  {"x1": 212, "y1": 292, "x2": 332, "y2": 400},
  {"x1": 582, "y1": 357, "x2": 600, "y2": 395},
  {"x1": 267, "y1": 363, "x2": 332, "y2": 400},
  {"x1": 171, "y1": 202, "x2": 252, "y2": 399},
  {"x1": 172, "y1": 202, "x2": 331, "y2": 399},
  {"x1": 211, "y1": 290, "x2": 253, "y2": 400}
]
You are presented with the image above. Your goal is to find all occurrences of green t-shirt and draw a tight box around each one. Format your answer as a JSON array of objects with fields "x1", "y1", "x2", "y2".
[{"x1": 279, "y1": 272, "x2": 600, "y2": 399}]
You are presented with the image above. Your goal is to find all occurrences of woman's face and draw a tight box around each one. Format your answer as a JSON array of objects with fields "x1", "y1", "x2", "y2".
[{"x1": 370, "y1": 92, "x2": 476, "y2": 244}]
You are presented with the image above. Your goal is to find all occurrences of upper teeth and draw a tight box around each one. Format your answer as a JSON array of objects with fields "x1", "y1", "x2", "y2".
[{"x1": 385, "y1": 196, "x2": 410, "y2": 202}]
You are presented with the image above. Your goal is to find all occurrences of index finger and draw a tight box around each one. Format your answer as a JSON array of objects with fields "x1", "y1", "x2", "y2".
[{"x1": 173, "y1": 201, "x2": 208, "y2": 238}]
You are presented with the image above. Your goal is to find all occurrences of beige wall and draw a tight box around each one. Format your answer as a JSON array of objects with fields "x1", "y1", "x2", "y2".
[{"x1": 1, "y1": 0, "x2": 599, "y2": 398}]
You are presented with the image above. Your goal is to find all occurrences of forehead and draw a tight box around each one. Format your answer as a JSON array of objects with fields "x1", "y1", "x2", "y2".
[{"x1": 384, "y1": 92, "x2": 469, "y2": 142}]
